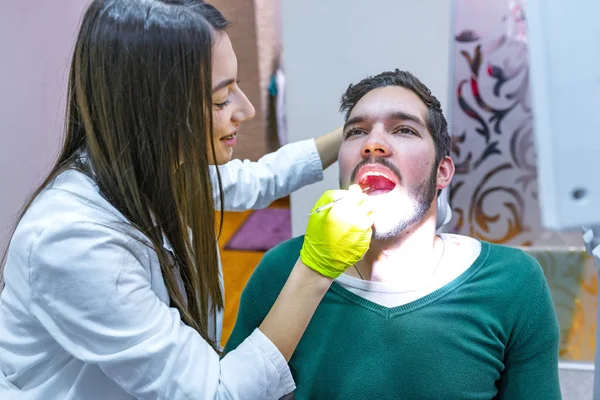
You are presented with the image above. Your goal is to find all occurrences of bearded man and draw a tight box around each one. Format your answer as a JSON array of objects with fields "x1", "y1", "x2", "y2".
[{"x1": 225, "y1": 70, "x2": 561, "y2": 400}]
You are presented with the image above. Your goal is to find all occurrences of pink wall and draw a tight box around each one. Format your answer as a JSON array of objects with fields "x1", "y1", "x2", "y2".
[{"x1": 0, "y1": 1, "x2": 90, "y2": 256}]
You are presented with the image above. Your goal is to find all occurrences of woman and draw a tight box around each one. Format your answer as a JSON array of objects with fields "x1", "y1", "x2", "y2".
[{"x1": 0, "y1": 1, "x2": 373, "y2": 399}]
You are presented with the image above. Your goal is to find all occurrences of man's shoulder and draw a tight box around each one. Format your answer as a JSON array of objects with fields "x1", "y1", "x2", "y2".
[
  {"x1": 264, "y1": 235, "x2": 305, "y2": 264},
  {"x1": 475, "y1": 240, "x2": 547, "y2": 290},
  {"x1": 485, "y1": 241, "x2": 542, "y2": 269},
  {"x1": 248, "y1": 235, "x2": 305, "y2": 288},
  {"x1": 443, "y1": 234, "x2": 545, "y2": 289}
]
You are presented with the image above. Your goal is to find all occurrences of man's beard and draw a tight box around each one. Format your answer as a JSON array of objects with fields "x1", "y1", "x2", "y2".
[
  {"x1": 341, "y1": 157, "x2": 438, "y2": 241},
  {"x1": 372, "y1": 165, "x2": 437, "y2": 240}
]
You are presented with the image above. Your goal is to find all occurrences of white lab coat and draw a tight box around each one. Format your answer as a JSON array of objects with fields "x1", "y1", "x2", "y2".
[{"x1": 0, "y1": 139, "x2": 323, "y2": 400}]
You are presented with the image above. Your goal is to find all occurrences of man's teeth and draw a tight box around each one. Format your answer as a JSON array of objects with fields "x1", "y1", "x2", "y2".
[
  {"x1": 363, "y1": 172, "x2": 393, "y2": 180},
  {"x1": 365, "y1": 172, "x2": 387, "y2": 177}
]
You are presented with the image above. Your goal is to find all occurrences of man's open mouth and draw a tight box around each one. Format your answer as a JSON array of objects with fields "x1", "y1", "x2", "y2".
[{"x1": 357, "y1": 169, "x2": 397, "y2": 195}]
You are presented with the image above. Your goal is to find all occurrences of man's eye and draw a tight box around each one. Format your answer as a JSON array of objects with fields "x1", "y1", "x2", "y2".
[
  {"x1": 214, "y1": 99, "x2": 231, "y2": 109},
  {"x1": 344, "y1": 129, "x2": 365, "y2": 138},
  {"x1": 395, "y1": 126, "x2": 416, "y2": 135}
]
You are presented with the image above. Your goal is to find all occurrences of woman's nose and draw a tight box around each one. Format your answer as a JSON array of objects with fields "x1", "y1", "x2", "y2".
[{"x1": 232, "y1": 88, "x2": 255, "y2": 123}]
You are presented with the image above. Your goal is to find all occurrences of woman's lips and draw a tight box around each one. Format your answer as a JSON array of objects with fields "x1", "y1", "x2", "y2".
[{"x1": 220, "y1": 133, "x2": 237, "y2": 146}]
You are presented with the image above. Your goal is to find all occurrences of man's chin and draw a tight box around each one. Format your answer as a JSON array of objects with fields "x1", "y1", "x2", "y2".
[
  {"x1": 371, "y1": 223, "x2": 408, "y2": 241},
  {"x1": 371, "y1": 210, "x2": 426, "y2": 240}
]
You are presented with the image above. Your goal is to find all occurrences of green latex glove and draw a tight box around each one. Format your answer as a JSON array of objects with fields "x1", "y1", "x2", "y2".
[{"x1": 300, "y1": 184, "x2": 374, "y2": 278}]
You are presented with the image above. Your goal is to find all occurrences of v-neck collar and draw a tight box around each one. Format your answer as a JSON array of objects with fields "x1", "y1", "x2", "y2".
[{"x1": 328, "y1": 241, "x2": 491, "y2": 318}]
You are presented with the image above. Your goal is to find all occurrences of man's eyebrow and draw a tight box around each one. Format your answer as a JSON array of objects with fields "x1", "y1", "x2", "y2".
[
  {"x1": 344, "y1": 111, "x2": 427, "y2": 130},
  {"x1": 343, "y1": 115, "x2": 366, "y2": 131},
  {"x1": 212, "y1": 78, "x2": 236, "y2": 94}
]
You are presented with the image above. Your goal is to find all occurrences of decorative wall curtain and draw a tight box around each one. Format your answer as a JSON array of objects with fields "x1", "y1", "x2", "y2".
[
  {"x1": 450, "y1": 0, "x2": 537, "y2": 245},
  {"x1": 450, "y1": 0, "x2": 596, "y2": 362}
]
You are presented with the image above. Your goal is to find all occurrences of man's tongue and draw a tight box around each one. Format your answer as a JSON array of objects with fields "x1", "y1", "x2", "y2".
[{"x1": 360, "y1": 175, "x2": 396, "y2": 194}]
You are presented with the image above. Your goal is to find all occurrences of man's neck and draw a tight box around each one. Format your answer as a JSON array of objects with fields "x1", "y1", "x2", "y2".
[{"x1": 355, "y1": 215, "x2": 443, "y2": 284}]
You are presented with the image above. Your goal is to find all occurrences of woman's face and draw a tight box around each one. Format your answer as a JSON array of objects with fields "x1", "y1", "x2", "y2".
[{"x1": 209, "y1": 31, "x2": 255, "y2": 165}]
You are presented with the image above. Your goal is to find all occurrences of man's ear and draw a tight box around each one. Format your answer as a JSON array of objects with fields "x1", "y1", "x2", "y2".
[{"x1": 436, "y1": 156, "x2": 455, "y2": 190}]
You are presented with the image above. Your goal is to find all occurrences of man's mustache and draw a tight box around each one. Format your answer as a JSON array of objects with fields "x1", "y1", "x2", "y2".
[{"x1": 349, "y1": 157, "x2": 402, "y2": 184}]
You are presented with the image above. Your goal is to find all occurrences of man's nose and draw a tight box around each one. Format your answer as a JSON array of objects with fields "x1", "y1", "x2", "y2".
[{"x1": 361, "y1": 131, "x2": 391, "y2": 158}]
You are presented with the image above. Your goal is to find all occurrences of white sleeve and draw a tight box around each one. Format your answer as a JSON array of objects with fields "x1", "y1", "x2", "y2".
[
  {"x1": 28, "y1": 221, "x2": 295, "y2": 400},
  {"x1": 211, "y1": 139, "x2": 324, "y2": 211}
]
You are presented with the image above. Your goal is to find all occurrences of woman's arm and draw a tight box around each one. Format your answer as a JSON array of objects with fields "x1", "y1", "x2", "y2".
[
  {"x1": 258, "y1": 260, "x2": 332, "y2": 361},
  {"x1": 27, "y1": 221, "x2": 295, "y2": 399},
  {"x1": 314, "y1": 127, "x2": 343, "y2": 170},
  {"x1": 255, "y1": 185, "x2": 373, "y2": 361},
  {"x1": 210, "y1": 139, "x2": 322, "y2": 211},
  {"x1": 210, "y1": 127, "x2": 342, "y2": 212}
]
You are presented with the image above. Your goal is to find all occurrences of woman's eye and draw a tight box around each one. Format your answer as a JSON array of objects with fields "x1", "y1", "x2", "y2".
[{"x1": 214, "y1": 99, "x2": 231, "y2": 109}]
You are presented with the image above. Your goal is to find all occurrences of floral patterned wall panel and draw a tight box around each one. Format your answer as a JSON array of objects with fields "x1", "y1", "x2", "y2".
[
  {"x1": 450, "y1": 0, "x2": 538, "y2": 245},
  {"x1": 450, "y1": 0, "x2": 595, "y2": 362}
]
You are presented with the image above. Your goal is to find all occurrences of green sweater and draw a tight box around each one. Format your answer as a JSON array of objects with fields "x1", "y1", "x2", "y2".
[{"x1": 226, "y1": 237, "x2": 561, "y2": 400}]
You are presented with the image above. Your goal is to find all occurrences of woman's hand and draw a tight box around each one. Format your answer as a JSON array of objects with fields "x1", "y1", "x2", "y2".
[{"x1": 300, "y1": 185, "x2": 374, "y2": 278}]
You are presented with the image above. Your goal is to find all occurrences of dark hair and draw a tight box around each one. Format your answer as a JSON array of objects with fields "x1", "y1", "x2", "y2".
[
  {"x1": 1, "y1": 0, "x2": 229, "y2": 352},
  {"x1": 340, "y1": 69, "x2": 451, "y2": 166}
]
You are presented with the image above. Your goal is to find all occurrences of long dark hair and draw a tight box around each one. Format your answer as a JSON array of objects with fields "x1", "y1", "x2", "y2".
[{"x1": 1, "y1": 0, "x2": 230, "y2": 352}]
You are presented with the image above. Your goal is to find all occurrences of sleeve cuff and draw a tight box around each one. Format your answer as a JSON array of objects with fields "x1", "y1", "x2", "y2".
[
  {"x1": 296, "y1": 139, "x2": 324, "y2": 184},
  {"x1": 249, "y1": 328, "x2": 296, "y2": 396}
]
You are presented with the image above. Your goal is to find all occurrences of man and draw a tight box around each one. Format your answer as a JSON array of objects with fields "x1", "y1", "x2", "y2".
[{"x1": 225, "y1": 70, "x2": 560, "y2": 399}]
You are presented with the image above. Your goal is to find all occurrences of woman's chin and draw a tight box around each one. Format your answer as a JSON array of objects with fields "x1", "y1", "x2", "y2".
[{"x1": 214, "y1": 147, "x2": 234, "y2": 165}]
